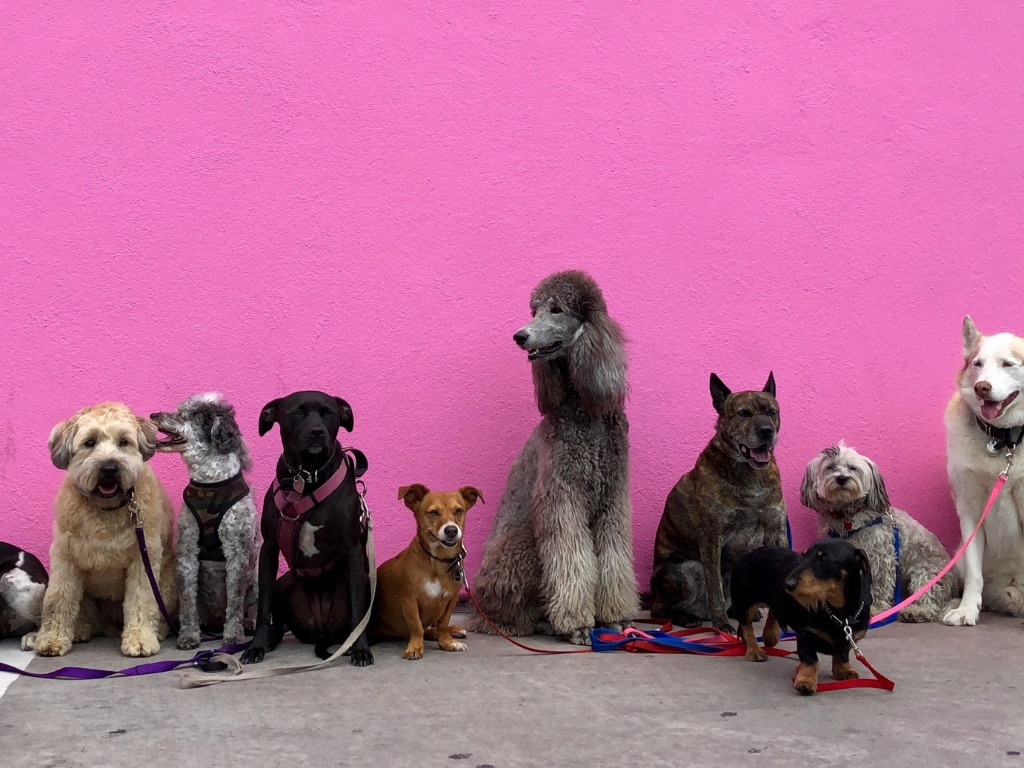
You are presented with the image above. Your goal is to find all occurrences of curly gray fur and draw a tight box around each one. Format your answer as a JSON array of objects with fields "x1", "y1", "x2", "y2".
[
  {"x1": 466, "y1": 271, "x2": 639, "y2": 644},
  {"x1": 152, "y1": 393, "x2": 259, "y2": 648},
  {"x1": 802, "y1": 442, "x2": 962, "y2": 622}
]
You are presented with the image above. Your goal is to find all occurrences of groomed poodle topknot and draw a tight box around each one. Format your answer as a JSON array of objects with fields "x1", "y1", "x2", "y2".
[
  {"x1": 466, "y1": 270, "x2": 640, "y2": 645},
  {"x1": 802, "y1": 441, "x2": 962, "y2": 622}
]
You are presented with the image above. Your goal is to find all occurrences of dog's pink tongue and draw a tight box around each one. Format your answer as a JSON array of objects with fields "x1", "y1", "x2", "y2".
[
  {"x1": 99, "y1": 483, "x2": 118, "y2": 495},
  {"x1": 752, "y1": 448, "x2": 772, "y2": 463},
  {"x1": 982, "y1": 401, "x2": 1003, "y2": 420}
]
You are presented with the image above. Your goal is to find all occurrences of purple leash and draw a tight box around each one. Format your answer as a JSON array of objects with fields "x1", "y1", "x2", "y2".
[{"x1": 128, "y1": 491, "x2": 178, "y2": 633}]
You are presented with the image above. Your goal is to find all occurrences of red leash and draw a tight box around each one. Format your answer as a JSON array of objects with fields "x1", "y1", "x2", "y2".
[{"x1": 463, "y1": 580, "x2": 592, "y2": 654}]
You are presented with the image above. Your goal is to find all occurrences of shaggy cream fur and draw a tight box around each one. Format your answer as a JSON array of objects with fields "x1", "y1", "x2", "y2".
[{"x1": 29, "y1": 403, "x2": 177, "y2": 657}]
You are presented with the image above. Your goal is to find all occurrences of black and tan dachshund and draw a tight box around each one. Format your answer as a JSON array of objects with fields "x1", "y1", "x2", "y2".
[{"x1": 728, "y1": 539, "x2": 872, "y2": 695}]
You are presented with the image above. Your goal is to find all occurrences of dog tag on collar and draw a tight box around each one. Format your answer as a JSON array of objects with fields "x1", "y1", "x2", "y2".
[
  {"x1": 292, "y1": 476, "x2": 305, "y2": 496},
  {"x1": 986, "y1": 439, "x2": 1002, "y2": 457}
]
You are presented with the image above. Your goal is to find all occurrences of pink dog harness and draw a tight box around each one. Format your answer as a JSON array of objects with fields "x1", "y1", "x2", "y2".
[{"x1": 272, "y1": 446, "x2": 367, "y2": 578}]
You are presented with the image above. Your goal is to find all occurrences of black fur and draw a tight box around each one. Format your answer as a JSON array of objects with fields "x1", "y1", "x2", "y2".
[{"x1": 241, "y1": 391, "x2": 372, "y2": 666}]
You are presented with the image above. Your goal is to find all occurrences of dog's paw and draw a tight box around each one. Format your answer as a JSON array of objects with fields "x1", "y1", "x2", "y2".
[
  {"x1": 176, "y1": 632, "x2": 202, "y2": 651},
  {"x1": 712, "y1": 619, "x2": 734, "y2": 635},
  {"x1": 943, "y1": 601, "x2": 979, "y2": 626},
  {"x1": 222, "y1": 620, "x2": 245, "y2": 646},
  {"x1": 402, "y1": 644, "x2": 424, "y2": 661},
  {"x1": 567, "y1": 627, "x2": 593, "y2": 646},
  {"x1": 73, "y1": 625, "x2": 94, "y2": 643},
  {"x1": 20, "y1": 633, "x2": 37, "y2": 652},
  {"x1": 899, "y1": 604, "x2": 938, "y2": 624},
  {"x1": 745, "y1": 646, "x2": 768, "y2": 662},
  {"x1": 34, "y1": 632, "x2": 72, "y2": 657},
  {"x1": 793, "y1": 664, "x2": 819, "y2": 696},
  {"x1": 350, "y1": 647, "x2": 374, "y2": 667},
  {"x1": 240, "y1": 646, "x2": 266, "y2": 665},
  {"x1": 121, "y1": 628, "x2": 160, "y2": 657},
  {"x1": 440, "y1": 640, "x2": 468, "y2": 652},
  {"x1": 832, "y1": 660, "x2": 860, "y2": 681},
  {"x1": 447, "y1": 625, "x2": 468, "y2": 639}
]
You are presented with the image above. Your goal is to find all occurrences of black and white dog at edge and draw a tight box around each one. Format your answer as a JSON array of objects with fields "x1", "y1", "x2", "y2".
[{"x1": 152, "y1": 393, "x2": 259, "y2": 649}]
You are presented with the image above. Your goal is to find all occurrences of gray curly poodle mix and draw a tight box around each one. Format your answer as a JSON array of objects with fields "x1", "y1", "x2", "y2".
[
  {"x1": 466, "y1": 270, "x2": 640, "y2": 645},
  {"x1": 802, "y1": 442, "x2": 962, "y2": 622}
]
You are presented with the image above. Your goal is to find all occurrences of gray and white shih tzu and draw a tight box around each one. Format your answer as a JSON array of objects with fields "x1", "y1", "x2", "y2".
[{"x1": 801, "y1": 442, "x2": 962, "y2": 622}]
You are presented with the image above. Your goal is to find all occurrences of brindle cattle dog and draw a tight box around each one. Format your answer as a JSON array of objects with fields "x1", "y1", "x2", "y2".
[{"x1": 651, "y1": 373, "x2": 786, "y2": 632}]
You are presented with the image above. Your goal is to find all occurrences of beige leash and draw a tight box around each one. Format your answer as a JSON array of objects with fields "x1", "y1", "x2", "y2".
[{"x1": 179, "y1": 509, "x2": 376, "y2": 689}]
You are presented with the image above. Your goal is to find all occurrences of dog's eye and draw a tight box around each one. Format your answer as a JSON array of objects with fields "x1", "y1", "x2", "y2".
[
  {"x1": 738, "y1": 409, "x2": 753, "y2": 418},
  {"x1": 551, "y1": 305, "x2": 562, "y2": 314},
  {"x1": 429, "y1": 510, "x2": 440, "y2": 517},
  {"x1": 84, "y1": 439, "x2": 96, "y2": 449},
  {"x1": 973, "y1": 360, "x2": 983, "y2": 367},
  {"x1": 455, "y1": 508, "x2": 464, "y2": 515},
  {"x1": 119, "y1": 438, "x2": 130, "y2": 448},
  {"x1": 321, "y1": 408, "x2": 335, "y2": 418},
  {"x1": 767, "y1": 408, "x2": 778, "y2": 416},
  {"x1": 850, "y1": 466, "x2": 861, "y2": 473},
  {"x1": 1003, "y1": 361, "x2": 1017, "y2": 368},
  {"x1": 817, "y1": 550, "x2": 824, "y2": 558}
]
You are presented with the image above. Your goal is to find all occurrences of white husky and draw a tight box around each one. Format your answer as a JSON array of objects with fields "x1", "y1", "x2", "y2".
[{"x1": 943, "y1": 316, "x2": 1024, "y2": 626}]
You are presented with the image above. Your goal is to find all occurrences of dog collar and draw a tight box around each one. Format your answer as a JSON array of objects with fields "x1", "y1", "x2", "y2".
[
  {"x1": 282, "y1": 443, "x2": 339, "y2": 495},
  {"x1": 976, "y1": 417, "x2": 1024, "y2": 456},
  {"x1": 828, "y1": 515, "x2": 887, "y2": 536},
  {"x1": 823, "y1": 599, "x2": 866, "y2": 627},
  {"x1": 419, "y1": 541, "x2": 466, "y2": 583}
]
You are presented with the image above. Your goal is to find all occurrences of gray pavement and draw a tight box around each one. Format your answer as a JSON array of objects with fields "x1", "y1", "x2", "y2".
[{"x1": 1, "y1": 612, "x2": 1023, "y2": 767}]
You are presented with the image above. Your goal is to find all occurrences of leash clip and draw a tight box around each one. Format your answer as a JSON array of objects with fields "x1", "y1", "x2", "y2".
[
  {"x1": 1002, "y1": 445, "x2": 1016, "y2": 478},
  {"x1": 125, "y1": 489, "x2": 141, "y2": 527}
]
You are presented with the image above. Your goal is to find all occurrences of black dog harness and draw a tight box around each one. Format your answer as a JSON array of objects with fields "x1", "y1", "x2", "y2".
[
  {"x1": 272, "y1": 445, "x2": 367, "y2": 578},
  {"x1": 183, "y1": 474, "x2": 251, "y2": 562}
]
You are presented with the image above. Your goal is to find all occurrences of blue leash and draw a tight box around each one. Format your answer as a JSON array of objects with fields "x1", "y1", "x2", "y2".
[{"x1": 824, "y1": 516, "x2": 901, "y2": 629}]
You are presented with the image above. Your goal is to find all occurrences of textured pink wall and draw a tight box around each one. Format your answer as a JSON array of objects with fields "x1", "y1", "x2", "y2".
[{"x1": 3, "y1": 2, "x2": 1023, "y2": 587}]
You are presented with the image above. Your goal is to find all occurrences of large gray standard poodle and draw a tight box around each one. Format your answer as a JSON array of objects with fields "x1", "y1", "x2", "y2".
[{"x1": 466, "y1": 270, "x2": 639, "y2": 645}]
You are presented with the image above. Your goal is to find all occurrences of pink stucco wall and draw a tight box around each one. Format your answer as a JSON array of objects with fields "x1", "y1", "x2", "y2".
[{"x1": 3, "y1": 2, "x2": 1023, "y2": 586}]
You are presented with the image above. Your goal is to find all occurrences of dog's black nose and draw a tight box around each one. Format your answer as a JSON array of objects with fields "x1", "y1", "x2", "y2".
[
  {"x1": 513, "y1": 329, "x2": 530, "y2": 347},
  {"x1": 309, "y1": 427, "x2": 326, "y2": 439},
  {"x1": 836, "y1": 475, "x2": 850, "y2": 487},
  {"x1": 442, "y1": 524, "x2": 459, "y2": 539},
  {"x1": 756, "y1": 426, "x2": 775, "y2": 440},
  {"x1": 98, "y1": 463, "x2": 119, "y2": 480},
  {"x1": 784, "y1": 577, "x2": 797, "y2": 592}
]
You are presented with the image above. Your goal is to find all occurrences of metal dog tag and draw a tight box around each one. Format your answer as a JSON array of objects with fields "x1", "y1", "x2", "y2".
[
  {"x1": 292, "y1": 476, "x2": 305, "y2": 495},
  {"x1": 986, "y1": 439, "x2": 1002, "y2": 457}
]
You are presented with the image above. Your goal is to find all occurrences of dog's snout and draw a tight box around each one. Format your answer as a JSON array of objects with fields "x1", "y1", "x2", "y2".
[
  {"x1": 309, "y1": 427, "x2": 326, "y2": 438},
  {"x1": 756, "y1": 425, "x2": 775, "y2": 440},
  {"x1": 784, "y1": 577, "x2": 798, "y2": 592},
  {"x1": 975, "y1": 381, "x2": 992, "y2": 399},
  {"x1": 98, "y1": 463, "x2": 119, "y2": 480},
  {"x1": 442, "y1": 524, "x2": 460, "y2": 539},
  {"x1": 513, "y1": 329, "x2": 530, "y2": 347},
  {"x1": 835, "y1": 475, "x2": 850, "y2": 487}
]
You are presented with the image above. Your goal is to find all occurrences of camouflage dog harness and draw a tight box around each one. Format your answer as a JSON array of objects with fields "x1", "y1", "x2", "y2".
[{"x1": 183, "y1": 474, "x2": 251, "y2": 562}]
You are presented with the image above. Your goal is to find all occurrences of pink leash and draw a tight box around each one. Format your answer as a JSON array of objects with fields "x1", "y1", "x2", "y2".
[{"x1": 869, "y1": 454, "x2": 1012, "y2": 625}]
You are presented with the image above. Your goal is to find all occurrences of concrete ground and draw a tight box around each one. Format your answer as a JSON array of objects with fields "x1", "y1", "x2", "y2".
[{"x1": 1, "y1": 612, "x2": 1023, "y2": 768}]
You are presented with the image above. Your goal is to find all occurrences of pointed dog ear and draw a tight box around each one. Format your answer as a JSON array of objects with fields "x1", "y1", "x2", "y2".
[
  {"x1": 258, "y1": 399, "x2": 280, "y2": 437},
  {"x1": 136, "y1": 416, "x2": 158, "y2": 461},
  {"x1": 763, "y1": 371, "x2": 776, "y2": 398},
  {"x1": 458, "y1": 486, "x2": 485, "y2": 509},
  {"x1": 962, "y1": 316, "x2": 982, "y2": 359},
  {"x1": 334, "y1": 397, "x2": 354, "y2": 432},
  {"x1": 398, "y1": 484, "x2": 429, "y2": 510},
  {"x1": 48, "y1": 415, "x2": 80, "y2": 470},
  {"x1": 709, "y1": 374, "x2": 731, "y2": 415}
]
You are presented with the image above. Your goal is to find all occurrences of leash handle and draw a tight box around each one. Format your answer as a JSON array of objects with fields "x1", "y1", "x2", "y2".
[{"x1": 870, "y1": 472, "x2": 1007, "y2": 625}]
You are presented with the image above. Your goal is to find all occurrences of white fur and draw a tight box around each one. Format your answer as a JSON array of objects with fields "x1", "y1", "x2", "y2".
[
  {"x1": 298, "y1": 523, "x2": 321, "y2": 558},
  {"x1": 0, "y1": 569, "x2": 46, "y2": 627},
  {"x1": 944, "y1": 319, "x2": 1024, "y2": 626},
  {"x1": 424, "y1": 579, "x2": 443, "y2": 599},
  {"x1": 14, "y1": 552, "x2": 24, "y2": 569}
]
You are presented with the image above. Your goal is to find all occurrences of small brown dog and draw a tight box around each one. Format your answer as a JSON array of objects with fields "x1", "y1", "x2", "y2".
[{"x1": 371, "y1": 484, "x2": 483, "y2": 659}]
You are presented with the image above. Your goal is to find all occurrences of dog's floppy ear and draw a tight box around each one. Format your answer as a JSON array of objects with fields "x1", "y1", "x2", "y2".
[
  {"x1": 709, "y1": 374, "x2": 731, "y2": 415},
  {"x1": 458, "y1": 486, "x2": 485, "y2": 509},
  {"x1": 398, "y1": 484, "x2": 429, "y2": 510},
  {"x1": 763, "y1": 371, "x2": 776, "y2": 398},
  {"x1": 800, "y1": 453, "x2": 824, "y2": 509},
  {"x1": 48, "y1": 415, "x2": 80, "y2": 470},
  {"x1": 334, "y1": 397, "x2": 354, "y2": 432},
  {"x1": 136, "y1": 416, "x2": 158, "y2": 462},
  {"x1": 854, "y1": 547, "x2": 873, "y2": 612},
  {"x1": 864, "y1": 457, "x2": 891, "y2": 513},
  {"x1": 568, "y1": 312, "x2": 628, "y2": 417},
  {"x1": 962, "y1": 316, "x2": 982, "y2": 359},
  {"x1": 258, "y1": 399, "x2": 280, "y2": 437}
]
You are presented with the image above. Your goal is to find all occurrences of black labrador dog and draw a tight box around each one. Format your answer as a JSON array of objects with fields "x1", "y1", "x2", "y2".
[{"x1": 240, "y1": 391, "x2": 373, "y2": 666}]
